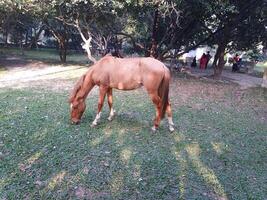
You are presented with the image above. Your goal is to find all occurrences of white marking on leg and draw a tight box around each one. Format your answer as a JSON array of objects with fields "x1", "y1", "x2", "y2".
[
  {"x1": 151, "y1": 126, "x2": 157, "y2": 132},
  {"x1": 168, "y1": 117, "x2": 175, "y2": 132},
  {"x1": 70, "y1": 103, "x2": 73, "y2": 109},
  {"x1": 92, "y1": 112, "x2": 101, "y2": 126},
  {"x1": 108, "y1": 108, "x2": 115, "y2": 121},
  {"x1": 168, "y1": 117, "x2": 174, "y2": 126}
]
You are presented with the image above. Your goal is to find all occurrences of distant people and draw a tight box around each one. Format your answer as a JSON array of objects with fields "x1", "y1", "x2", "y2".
[
  {"x1": 205, "y1": 51, "x2": 211, "y2": 69},
  {"x1": 199, "y1": 53, "x2": 207, "y2": 70},
  {"x1": 232, "y1": 54, "x2": 240, "y2": 72},
  {"x1": 191, "y1": 56, "x2": 197, "y2": 68}
]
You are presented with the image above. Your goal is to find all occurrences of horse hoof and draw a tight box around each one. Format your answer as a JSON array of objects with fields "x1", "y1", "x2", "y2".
[
  {"x1": 108, "y1": 110, "x2": 116, "y2": 121},
  {"x1": 90, "y1": 123, "x2": 97, "y2": 128},
  {"x1": 151, "y1": 126, "x2": 157, "y2": 133},
  {"x1": 169, "y1": 126, "x2": 175, "y2": 133}
]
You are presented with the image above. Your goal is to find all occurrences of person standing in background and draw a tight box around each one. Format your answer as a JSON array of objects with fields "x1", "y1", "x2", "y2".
[
  {"x1": 199, "y1": 53, "x2": 207, "y2": 70},
  {"x1": 205, "y1": 51, "x2": 211, "y2": 69},
  {"x1": 232, "y1": 54, "x2": 240, "y2": 72},
  {"x1": 191, "y1": 56, "x2": 197, "y2": 68}
]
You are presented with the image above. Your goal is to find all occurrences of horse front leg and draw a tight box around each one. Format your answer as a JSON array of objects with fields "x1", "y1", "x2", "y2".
[
  {"x1": 107, "y1": 88, "x2": 115, "y2": 121},
  {"x1": 91, "y1": 86, "x2": 108, "y2": 127}
]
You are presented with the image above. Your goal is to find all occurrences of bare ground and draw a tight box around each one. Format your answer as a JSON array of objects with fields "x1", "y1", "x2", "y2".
[
  {"x1": 188, "y1": 67, "x2": 263, "y2": 89},
  {"x1": 0, "y1": 56, "x2": 88, "y2": 91}
]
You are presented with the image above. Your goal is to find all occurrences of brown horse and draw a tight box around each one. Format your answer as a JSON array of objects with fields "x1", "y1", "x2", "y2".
[{"x1": 69, "y1": 55, "x2": 175, "y2": 132}]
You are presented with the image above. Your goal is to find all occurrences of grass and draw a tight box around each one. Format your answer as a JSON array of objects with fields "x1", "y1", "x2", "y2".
[
  {"x1": 0, "y1": 47, "x2": 89, "y2": 64},
  {"x1": 0, "y1": 81, "x2": 266, "y2": 199}
]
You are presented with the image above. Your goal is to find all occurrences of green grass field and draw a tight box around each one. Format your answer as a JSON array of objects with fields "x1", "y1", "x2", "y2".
[
  {"x1": 0, "y1": 80, "x2": 266, "y2": 199},
  {"x1": 0, "y1": 47, "x2": 89, "y2": 64}
]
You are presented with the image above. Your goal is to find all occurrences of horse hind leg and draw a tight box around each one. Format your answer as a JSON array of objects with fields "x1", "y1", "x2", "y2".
[
  {"x1": 166, "y1": 100, "x2": 175, "y2": 132},
  {"x1": 149, "y1": 92, "x2": 162, "y2": 132},
  {"x1": 149, "y1": 92, "x2": 175, "y2": 132},
  {"x1": 91, "y1": 86, "x2": 108, "y2": 127},
  {"x1": 107, "y1": 88, "x2": 115, "y2": 121}
]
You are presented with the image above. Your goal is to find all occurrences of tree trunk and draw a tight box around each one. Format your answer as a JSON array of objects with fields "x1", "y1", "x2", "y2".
[
  {"x1": 213, "y1": 40, "x2": 227, "y2": 79},
  {"x1": 149, "y1": 4, "x2": 160, "y2": 58},
  {"x1": 20, "y1": 32, "x2": 24, "y2": 56},
  {"x1": 29, "y1": 26, "x2": 43, "y2": 49},
  {"x1": 82, "y1": 39, "x2": 97, "y2": 63},
  {"x1": 59, "y1": 40, "x2": 67, "y2": 63},
  {"x1": 4, "y1": 29, "x2": 8, "y2": 47},
  {"x1": 25, "y1": 30, "x2": 28, "y2": 46},
  {"x1": 262, "y1": 68, "x2": 267, "y2": 88}
]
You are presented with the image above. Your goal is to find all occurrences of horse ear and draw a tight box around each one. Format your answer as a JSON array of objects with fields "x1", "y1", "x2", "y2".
[{"x1": 69, "y1": 75, "x2": 86, "y2": 103}]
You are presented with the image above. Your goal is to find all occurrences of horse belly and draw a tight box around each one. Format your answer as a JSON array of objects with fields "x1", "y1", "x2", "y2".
[
  {"x1": 112, "y1": 79, "x2": 142, "y2": 90},
  {"x1": 110, "y1": 74, "x2": 142, "y2": 90}
]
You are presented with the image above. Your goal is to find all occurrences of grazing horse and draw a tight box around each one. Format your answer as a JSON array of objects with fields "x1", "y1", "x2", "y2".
[{"x1": 69, "y1": 55, "x2": 175, "y2": 132}]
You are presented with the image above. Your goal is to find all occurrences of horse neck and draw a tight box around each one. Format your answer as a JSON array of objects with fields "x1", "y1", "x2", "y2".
[{"x1": 76, "y1": 70, "x2": 95, "y2": 101}]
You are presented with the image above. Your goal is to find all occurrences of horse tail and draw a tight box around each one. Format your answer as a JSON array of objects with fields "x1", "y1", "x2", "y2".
[{"x1": 158, "y1": 66, "x2": 170, "y2": 119}]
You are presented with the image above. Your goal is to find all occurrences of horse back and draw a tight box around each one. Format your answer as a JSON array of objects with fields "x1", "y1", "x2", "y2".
[{"x1": 92, "y1": 56, "x2": 166, "y2": 90}]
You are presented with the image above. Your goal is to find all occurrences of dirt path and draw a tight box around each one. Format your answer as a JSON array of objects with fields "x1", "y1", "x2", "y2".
[
  {"x1": 0, "y1": 56, "x2": 88, "y2": 90},
  {"x1": 189, "y1": 68, "x2": 263, "y2": 89}
]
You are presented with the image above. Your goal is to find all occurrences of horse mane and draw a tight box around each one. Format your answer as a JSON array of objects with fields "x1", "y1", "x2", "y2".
[{"x1": 69, "y1": 74, "x2": 86, "y2": 103}]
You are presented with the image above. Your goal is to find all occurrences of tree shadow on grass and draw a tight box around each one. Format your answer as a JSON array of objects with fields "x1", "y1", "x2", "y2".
[{"x1": 0, "y1": 87, "x2": 266, "y2": 199}]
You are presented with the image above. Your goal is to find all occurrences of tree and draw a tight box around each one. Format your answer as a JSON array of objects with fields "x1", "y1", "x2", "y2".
[
  {"x1": 0, "y1": 0, "x2": 45, "y2": 49},
  {"x1": 1, "y1": 0, "x2": 265, "y2": 71},
  {"x1": 200, "y1": 0, "x2": 267, "y2": 78},
  {"x1": 114, "y1": 0, "x2": 217, "y2": 60}
]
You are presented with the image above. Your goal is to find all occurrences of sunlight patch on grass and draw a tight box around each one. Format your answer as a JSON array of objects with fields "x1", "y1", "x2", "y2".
[
  {"x1": 132, "y1": 164, "x2": 141, "y2": 180},
  {"x1": 186, "y1": 143, "x2": 228, "y2": 199},
  {"x1": 0, "y1": 176, "x2": 10, "y2": 192},
  {"x1": 171, "y1": 131, "x2": 188, "y2": 199},
  {"x1": 116, "y1": 129, "x2": 126, "y2": 145},
  {"x1": 211, "y1": 142, "x2": 225, "y2": 155},
  {"x1": 91, "y1": 136, "x2": 105, "y2": 147},
  {"x1": 0, "y1": 172, "x2": 17, "y2": 195},
  {"x1": 18, "y1": 151, "x2": 43, "y2": 172},
  {"x1": 110, "y1": 172, "x2": 124, "y2": 195},
  {"x1": 120, "y1": 147, "x2": 132, "y2": 165},
  {"x1": 26, "y1": 151, "x2": 42, "y2": 165},
  {"x1": 178, "y1": 158, "x2": 187, "y2": 199},
  {"x1": 91, "y1": 129, "x2": 112, "y2": 146},
  {"x1": 173, "y1": 133, "x2": 185, "y2": 143},
  {"x1": 186, "y1": 143, "x2": 201, "y2": 156},
  {"x1": 0, "y1": 179, "x2": 5, "y2": 191},
  {"x1": 171, "y1": 144, "x2": 188, "y2": 199},
  {"x1": 31, "y1": 129, "x2": 48, "y2": 142},
  {"x1": 47, "y1": 171, "x2": 67, "y2": 190},
  {"x1": 67, "y1": 171, "x2": 82, "y2": 186},
  {"x1": 104, "y1": 127, "x2": 112, "y2": 136}
]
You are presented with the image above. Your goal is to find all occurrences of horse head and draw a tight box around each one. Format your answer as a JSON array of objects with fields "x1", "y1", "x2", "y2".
[
  {"x1": 69, "y1": 98, "x2": 86, "y2": 124},
  {"x1": 69, "y1": 75, "x2": 86, "y2": 124}
]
